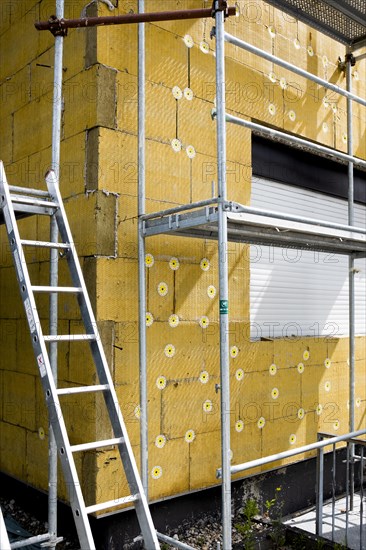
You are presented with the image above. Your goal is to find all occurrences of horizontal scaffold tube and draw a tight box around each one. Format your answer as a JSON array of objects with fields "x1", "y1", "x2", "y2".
[
  {"x1": 35, "y1": 6, "x2": 236, "y2": 32},
  {"x1": 224, "y1": 32, "x2": 366, "y2": 108},
  {"x1": 224, "y1": 112, "x2": 366, "y2": 169},
  {"x1": 156, "y1": 532, "x2": 196, "y2": 550},
  {"x1": 217, "y1": 428, "x2": 366, "y2": 478},
  {"x1": 228, "y1": 204, "x2": 366, "y2": 235},
  {"x1": 141, "y1": 198, "x2": 218, "y2": 221}
]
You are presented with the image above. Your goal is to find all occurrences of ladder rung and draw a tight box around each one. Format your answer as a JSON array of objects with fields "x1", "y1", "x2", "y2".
[
  {"x1": 32, "y1": 285, "x2": 82, "y2": 293},
  {"x1": 57, "y1": 384, "x2": 110, "y2": 395},
  {"x1": 10, "y1": 195, "x2": 59, "y2": 208},
  {"x1": 85, "y1": 495, "x2": 138, "y2": 515},
  {"x1": 71, "y1": 437, "x2": 125, "y2": 453},
  {"x1": 9, "y1": 185, "x2": 50, "y2": 197},
  {"x1": 11, "y1": 204, "x2": 56, "y2": 216},
  {"x1": 20, "y1": 239, "x2": 70, "y2": 249},
  {"x1": 43, "y1": 334, "x2": 96, "y2": 342}
]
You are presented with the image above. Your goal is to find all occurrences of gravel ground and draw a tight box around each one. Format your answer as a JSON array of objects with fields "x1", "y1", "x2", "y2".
[
  {"x1": 1, "y1": 495, "x2": 282, "y2": 549},
  {"x1": 162, "y1": 514, "x2": 278, "y2": 550},
  {"x1": 0, "y1": 496, "x2": 79, "y2": 549}
]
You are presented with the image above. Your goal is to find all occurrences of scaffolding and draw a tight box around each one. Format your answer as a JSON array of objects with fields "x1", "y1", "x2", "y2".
[
  {"x1": 137, "y1": 1, "x2": 366, "y2": 548},
  {"x1": 1, "y1": 0, "x2": 365, "y2": 549}
]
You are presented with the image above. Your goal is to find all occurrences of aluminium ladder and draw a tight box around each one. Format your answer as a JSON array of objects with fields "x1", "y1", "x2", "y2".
[{"x1": 0, "y1": 162, "x2": 159, "y2": 550}]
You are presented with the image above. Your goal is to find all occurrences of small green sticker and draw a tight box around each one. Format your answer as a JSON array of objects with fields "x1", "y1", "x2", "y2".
[{"x1": 220, "y1": 300, "x2": 228, "y2": 314}]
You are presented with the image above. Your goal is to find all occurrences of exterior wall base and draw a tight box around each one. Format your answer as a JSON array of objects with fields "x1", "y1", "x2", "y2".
[{"x1": 0, "y1": 448, "x2": 350, "y2": 549}]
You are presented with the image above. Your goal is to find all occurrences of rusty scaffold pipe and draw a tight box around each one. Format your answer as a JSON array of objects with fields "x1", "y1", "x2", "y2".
[{"x1": 35, "y1": 1, "x2": 236, "y2": 35}]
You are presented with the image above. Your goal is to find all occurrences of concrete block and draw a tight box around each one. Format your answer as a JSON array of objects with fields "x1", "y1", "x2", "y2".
[
  {"x1": 0, "y1": 114, "x2": 12, "y2": 165},
  {"x1": 225, "y1": 57, "x2": 284, "y2": 129},
  {"x1": 60, "y1": 390, "x2": 106, "y2": 445},
  {"x1": 60, "y1": 133, "x2": 87, "y2": 195},
  {"x1": 14, "y1": 318, "x2": 42, "y2": 375},
  {"x1": 97, "y1": 23, "x2": 138, "y2": 76},
  {"x1": 353, "y1": 115, "x2": 366, "y2": 160},
  {"x1": 160, "y1": 374, "x2": 220, "y2": 440},
  {"x1": 0, "y1": 266, "x2": 23, "y2": 317},
  {"x1": 0, "y1": 6, "x2": 40, "y2": 82},
  {"x1": 29, "y1": 49, "x2": 54, "y2": 102},
  {"x1": 146, "y1": 139, "x2": 191, "y2": 205},
  {"x1": 232, "y1": 418, "x2": 264, "y2": 480},
  {"x1": 327, "y1": 337, "x2": 349, "y2": 364},
  {"x1": 96, "y1": 258, "x2": 139, "y2": 322},
  {"x1": 147, "y1": 25, "x2": 189, "y2": 90},
  {"x1": 146, "y1": 259, "x2": 175, "y2": 321},
  {"x1": 149, "y1": 436, "x2": 190, "y2": 499},
  {"x1": 28, "y1": 136, "x2": 85, "y2": 197},
  {"x1": 355, "y1": 337, "x2": 366, "y2": 360},
  {"x1": 35, "y1": 374, "x2": 49, "y2": 436},
  {"x1": 116, "y1": 72, "x2": 138, "y2": 135},
  {"x1": 0, "y1": 65, "x2": 30, "y2": 117},
  {"x1": 67, "y1": 320, "x2": 98, "y2": 386},
  {"x1": 174, "y1": 261, "x2": 216, "y2": 321},
  {"x1": 63, "y1": 65, "x2": 117, "y2": 140},
  {"x1": 98, "y1": 320, "x2": 115, "y2": 375},
  {"x1": 0, "y1": 421, "x2": 26, "y2": 479},
  {"x1": 83, "y1": 256, "x2": 97, "y2": 311},
  {"x1": 64, "y1": 29, "x2": 88, "y2": 78},
  {"x1": 0, "y1": 319, "x2": 17, "y2": 372},
  {"x1": 144, "y1": 0, "x2": 201, "y2": 36},
  {"x1": 116, "y1": 381, "x2": 162, "y2": 446},
  {"x1": 3, "y1": 371, "x2": 36, "y2": 431},
  {"x1": 97, "y1": 128, "x2": 138, "y2": 194},
  {"x1": 232, "y1": 339, "x2": 274, "y2": 374},
  {"x1": 262, "y1": 414, "x2": 317, "y2": 470},
  {"x1": 94, "y1": 449, "x2": 130, "y2": 511},
  {"x1": 191, "y1": 152, "x2": 251, "y2": 204},
  {"x1": 116, "y1": 194, "x2": 139, "y2": 259},
  {"x1": 0, "y1": 370, "x2": 3, "y2": 421},
  {"x1": 178, "y1": 95, "x2": 216, "y2": 158},
  {"x1": 186, "y1": 429, "x2": 222, "y2": 491},
  {"x1": 63, "y1": 191, "x2": 117, "y2": 257},
  {"x1": 117, "y1": 74, "x2": 176, "y2": 141},
  {"x1": 189, "y1": 45, "x2": 216, "y2": 102},
  {"x1": 25, "y1": 430, "x2": 48, "y2": 490},
  {"x1": 85, "y1": 127, "x2": 99, "y2": 191},
  {"x1": 114, "y1": 325, "x2": 139, "y2": 385},
  {"x1": 301, "y1": 363, "x2": 327, "y2": 413},
  {"x1": 12, "y1": 94, "x2": 53, "y2": 161},
  {"x1": 0, "y1": 2, "x2": 11, "y2": 36}
]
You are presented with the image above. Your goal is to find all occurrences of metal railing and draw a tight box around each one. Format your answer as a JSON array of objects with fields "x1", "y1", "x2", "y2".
[
  {"x1": 316, "y1": 432, "x2": 366, "y2": 549},
  {"x1": 216, "y1": 429, "x2": 366, "y2": 548}
]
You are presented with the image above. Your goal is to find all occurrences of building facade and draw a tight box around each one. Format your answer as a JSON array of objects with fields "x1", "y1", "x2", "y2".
[{"x1": 0, "y1": 0, "x2": 365, "y2": 513}]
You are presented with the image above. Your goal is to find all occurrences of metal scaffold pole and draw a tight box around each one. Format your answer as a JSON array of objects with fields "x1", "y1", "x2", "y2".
[
  {"x1": 214, "y1": 4, "x2": 231, "y2": 548},
  {"x1": 138, "y1": 0, "x2": 149, "y2": 497},
  {"x1": 346, "y1": 48, "x2": 356, "y2": 511},
  {"x1": 49, "y1": 0, "x2": 64, "y2": 546}
]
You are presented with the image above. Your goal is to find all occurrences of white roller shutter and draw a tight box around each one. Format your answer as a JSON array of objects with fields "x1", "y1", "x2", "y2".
[{"x1": 250, "y1": 177, "x2": 366, "y2": 339}]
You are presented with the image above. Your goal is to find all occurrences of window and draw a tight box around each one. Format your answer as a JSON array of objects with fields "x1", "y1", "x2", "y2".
[{"x1": 249, "y1": 152, "x2": 366, "y2": 340}]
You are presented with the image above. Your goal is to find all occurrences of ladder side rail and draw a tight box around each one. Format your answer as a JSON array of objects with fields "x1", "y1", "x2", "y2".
[
  {"x1": 0, "y1": 163, "x2": 96, "y2": 550},
  {"x1": 45, "y1": 171, "x2": 159, "y2": 548}
]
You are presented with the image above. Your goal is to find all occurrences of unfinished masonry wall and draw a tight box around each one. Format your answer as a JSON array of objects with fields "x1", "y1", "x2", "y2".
[{"x1": 0, "y1": 0, "x2": 365, "y2": 510}]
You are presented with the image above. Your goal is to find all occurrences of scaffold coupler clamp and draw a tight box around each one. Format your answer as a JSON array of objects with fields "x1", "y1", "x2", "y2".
[
  {"x1": 345, "y1": 52, "x2": 356, "y2": 66},
  {"x1": 47, "y1": 15, "x2": 68, "y2": 37},
  {"x1": 211, "y1": 0, "x2": 231, "y2": 18},
  {"x1": 338, "y1": 52, "x2": 356, "y2": 71}
]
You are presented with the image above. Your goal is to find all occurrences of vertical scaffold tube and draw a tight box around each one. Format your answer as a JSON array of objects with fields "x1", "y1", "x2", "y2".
[
  {"x1": 315, "y1": 440, "x2": 324, "y2": 536},
  {"x1": 138, "y1": 0, "x2": 148, "y2": 497},
  {"x1": 215, "y1": 6, "x2": 231, "y2": 549},
  {"x1": 49, "y1": 0, "x2": 64, "y2": 546},
  {"x1": 346, "y1": 51, "x2": 355, "y2": 511}
]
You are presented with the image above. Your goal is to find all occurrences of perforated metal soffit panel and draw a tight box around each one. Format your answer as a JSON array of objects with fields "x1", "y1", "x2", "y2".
[{"x1": 264, "y1": 0, "x2": 366, "y2": 50}]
